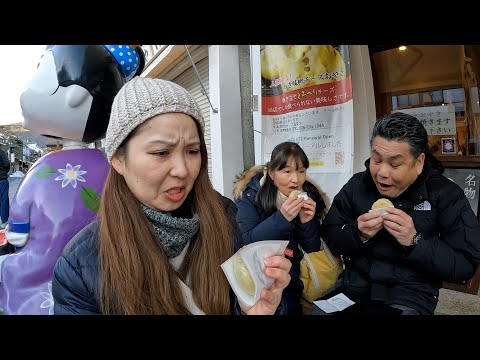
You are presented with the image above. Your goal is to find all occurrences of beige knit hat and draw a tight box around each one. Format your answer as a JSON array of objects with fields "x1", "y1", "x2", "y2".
[{"x1": 105, "y1": 77, "x2": 204, "y2": 162}]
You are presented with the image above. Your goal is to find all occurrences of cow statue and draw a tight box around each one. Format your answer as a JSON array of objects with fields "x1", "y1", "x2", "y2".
[{"x1": 0, "y1": 45, "x2": 145, "y2": 314}]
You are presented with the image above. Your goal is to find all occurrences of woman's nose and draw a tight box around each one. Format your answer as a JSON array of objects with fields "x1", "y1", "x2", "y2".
[
  {"x1": 290, "y1": 172, "x2": 299, "y2": 183},
  {"x1": 170, "y1": 156, "x2": 188, "y2": 178}
]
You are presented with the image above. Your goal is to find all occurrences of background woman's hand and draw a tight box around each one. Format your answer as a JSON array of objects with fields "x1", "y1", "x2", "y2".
[
  {"x1": 280, "y1": 196, "x2": 304, "y2": 222},
  {"x1": 241, "y1": 255, "x2": 291, "y2": 315},
  {"x1": 299, "y1": 197, "x2": 316, "y2": 224}
]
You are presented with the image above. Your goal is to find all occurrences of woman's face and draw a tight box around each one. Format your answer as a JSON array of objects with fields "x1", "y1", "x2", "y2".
[
  {"x1": 112, "y1": 113, "x2": 202, "y2": 213},
  {"x1": 269, "y1": 156, "x2": 306, "y2": 197}
]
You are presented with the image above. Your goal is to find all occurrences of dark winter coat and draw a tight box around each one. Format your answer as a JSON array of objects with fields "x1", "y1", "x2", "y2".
[
  {"x1": 52, "y1": 192, "x2": 286, "y2": 315},
  {"x1": 321, "y1": 159, "x2": 480, "y2": 315},
  {"x1": 0, "y1": 149, "x2": 10, "y2": 180},
  {"x1": 233, "y1": 165, "x2": 329, "y2": 314}
]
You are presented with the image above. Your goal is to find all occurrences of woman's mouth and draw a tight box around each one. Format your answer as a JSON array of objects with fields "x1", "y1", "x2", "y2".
[{"x1": 164, "y1": 188, "x2": 185, "y2": 202}]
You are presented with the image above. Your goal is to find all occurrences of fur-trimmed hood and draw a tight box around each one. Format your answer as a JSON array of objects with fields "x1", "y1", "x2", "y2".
[{"x1": 233, "y1": 165, "x2": 331, "y2": 215}]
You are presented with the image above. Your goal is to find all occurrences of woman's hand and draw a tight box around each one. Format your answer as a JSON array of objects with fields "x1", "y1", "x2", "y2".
[
  {"x1": 280, "y1": 196, "x2": 305, "y2": 222},
  {"x1": 241, "y1": 255, "x2": 291, "y2": 315},
  {"x1": 299, "y1": 197, "x2": 316, "y2": 224}
]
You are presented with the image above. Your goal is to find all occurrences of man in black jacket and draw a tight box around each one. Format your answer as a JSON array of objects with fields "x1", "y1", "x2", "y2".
[
  {"x1": 318, "y1": 112, "x2": 480, "y2": 315},
  {"x1": 0, "y1": 148, "x2": 10, "y2": 229}
]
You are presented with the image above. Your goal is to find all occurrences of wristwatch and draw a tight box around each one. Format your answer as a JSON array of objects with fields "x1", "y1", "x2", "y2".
[{"x1": 411, "y1": 232, "x2": 422, "y2": 246}]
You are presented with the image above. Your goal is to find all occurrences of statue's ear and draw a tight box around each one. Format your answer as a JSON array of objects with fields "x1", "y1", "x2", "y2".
[{"x1": 65, "y1": 86, "x2": 91, "y2": 109}]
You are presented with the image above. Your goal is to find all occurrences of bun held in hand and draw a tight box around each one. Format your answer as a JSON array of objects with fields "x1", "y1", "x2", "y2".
[
  {"x1": 289, "y1": 190, "x2": 308, "y2": 200},
  {"x1": 371, "y1": 198, "x2": 394, "y2": 210},
  {"x1": 233, "y1": 252, "x2": 255, "y2": 296}
]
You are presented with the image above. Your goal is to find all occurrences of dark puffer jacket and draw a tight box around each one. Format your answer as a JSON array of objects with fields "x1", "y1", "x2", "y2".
[
  {"x1": 321, "y1": 159, "x2": 480, "y2": 315},
  {"x1": 0, "y1": 149, "x2": 10, "y2": 180},
  {"x1": 233, "y1": 165, "x2": 329, "y2": 315},
  {"x1": 52, "y1": 193, "x2": 286, "y2": 315}
]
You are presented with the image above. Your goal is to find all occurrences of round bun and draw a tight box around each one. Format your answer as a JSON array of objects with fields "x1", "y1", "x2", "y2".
[
  {"x1": 289, "y1": 190, "x2": 303, "y2": 198},
  {"x1": 233, "y1": 252, "x2": 255, "y2": 296},
  {"x1": 371, "y1": 198, "x2": 394, "y2": 210}
]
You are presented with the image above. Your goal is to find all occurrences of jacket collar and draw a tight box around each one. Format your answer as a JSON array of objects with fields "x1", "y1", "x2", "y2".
[{"x1": 233, "y1": 165, "x2": 264, "y2": 199}]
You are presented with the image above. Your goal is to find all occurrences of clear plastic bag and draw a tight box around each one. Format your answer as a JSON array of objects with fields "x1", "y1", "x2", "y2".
[
  {"x1": 221, "y1": 240, "x2": 289, "y2": 307},
  {"x1": 368, "y1": 207, "x2": 391, "y2": 216}
]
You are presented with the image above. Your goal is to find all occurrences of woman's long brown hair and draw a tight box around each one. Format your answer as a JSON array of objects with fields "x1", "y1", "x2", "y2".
[{"x1": 98, "y1": 119, "x2": 233, "y2": 314}]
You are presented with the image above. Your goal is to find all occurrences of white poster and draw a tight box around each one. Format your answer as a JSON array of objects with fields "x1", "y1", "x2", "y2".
[
  {"x1": 260, "y1": 45, "x2": 354, "y2": 199},
  {"x1": 393, "y1": 105, "x2": 456, "y2": 136},
  {"x1": 263, "y1": 105, "x2": 353, "y2": 173}
]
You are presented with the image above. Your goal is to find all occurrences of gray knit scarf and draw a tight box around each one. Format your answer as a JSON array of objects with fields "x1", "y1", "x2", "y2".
[{"x1": 141, "y1": 204, "x2": 200, "y2": 258}]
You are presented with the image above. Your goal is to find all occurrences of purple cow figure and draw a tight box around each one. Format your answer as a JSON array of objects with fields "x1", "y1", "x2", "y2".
[{"x1": 0, "y1": 45, "x2": 145, "y2": 314}]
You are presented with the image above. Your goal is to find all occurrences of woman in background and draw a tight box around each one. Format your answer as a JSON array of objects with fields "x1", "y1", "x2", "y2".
[{"x1": 234, "y1": 142, "x2": 329, "y2": 315}]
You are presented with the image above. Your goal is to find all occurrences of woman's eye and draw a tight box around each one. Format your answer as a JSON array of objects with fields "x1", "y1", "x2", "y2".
[
  {"x1": 188, "y1": 149, "x2": 200, "y2": 155},
  {"x1": 155, "y1": 151, "x2": 169, "y2": 157}
]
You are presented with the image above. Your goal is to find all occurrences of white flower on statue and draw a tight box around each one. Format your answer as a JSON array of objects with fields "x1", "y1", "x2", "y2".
[
  {"x1": 54, "y1": 163, "x2": 87, "y2": 188},
  {"x1": 40, "y1": 282, "x2": 54, "y2": 315}
]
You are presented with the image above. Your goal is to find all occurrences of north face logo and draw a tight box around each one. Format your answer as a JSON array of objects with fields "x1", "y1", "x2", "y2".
[{"x1": 414, "y1": 200, "x2": 431, "y2": 211}]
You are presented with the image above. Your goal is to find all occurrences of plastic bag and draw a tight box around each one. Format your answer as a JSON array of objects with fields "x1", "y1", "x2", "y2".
[
  {"x1": 221, "y1": 240, "x2": 289, "y2": 307},
  {"x1": 299, "y1": 239, "x2": 343, "y2": 302}
]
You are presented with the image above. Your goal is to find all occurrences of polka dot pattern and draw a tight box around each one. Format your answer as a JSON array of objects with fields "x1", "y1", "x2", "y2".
[{"x1": 103, "y1": 45, "x2": 140, "y2": 81}]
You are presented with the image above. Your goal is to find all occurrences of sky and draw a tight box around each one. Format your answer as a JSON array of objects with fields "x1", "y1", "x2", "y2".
[{"x1": 0, "y1": 45, "x2": 46, "y2": 126}]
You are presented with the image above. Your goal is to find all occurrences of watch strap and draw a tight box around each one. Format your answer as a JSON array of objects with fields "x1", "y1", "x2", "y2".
[{"x1": 411, "y1": 232, "x2": 422, "y2": 246}]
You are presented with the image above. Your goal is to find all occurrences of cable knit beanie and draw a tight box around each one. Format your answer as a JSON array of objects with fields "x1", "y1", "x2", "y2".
[{"x1": 105, "y1": 77, "x2": 204, "y2": 162}]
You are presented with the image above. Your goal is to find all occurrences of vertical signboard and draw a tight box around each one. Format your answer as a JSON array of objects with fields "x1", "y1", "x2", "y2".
[
  {"x1": 260, "y1": 45, "x2": 353, "y2": 200},
  {"x1": 443, "y1": 168, "x2": 479, "y2": 215}
]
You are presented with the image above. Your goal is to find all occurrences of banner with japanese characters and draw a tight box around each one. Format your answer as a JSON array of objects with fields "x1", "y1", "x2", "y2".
[
  {"x1": 443, "y1": 168, "x2": 479, "y2": 215},
  {"x1": 261, "y1": 45, "x2": 353, "y2": 179},
  {"x1": 393, "y1": 105, "x2": 458, "y2": 156},
  {"x1": 393, "y1": 105, "x2": 456, "y2": 136}
]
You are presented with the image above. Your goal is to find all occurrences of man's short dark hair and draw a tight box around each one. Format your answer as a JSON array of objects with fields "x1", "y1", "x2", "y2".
[{"x1": 370, "y1": 112, "x2": 428, "y2": 160}]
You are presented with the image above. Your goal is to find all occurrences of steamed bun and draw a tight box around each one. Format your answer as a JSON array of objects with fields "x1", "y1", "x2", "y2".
[
  {"x1": 371, "y1": 198, "x2": 394, "y2": 210},
  {"x1": 233, "y1": 252, "x2": 255, "y2": 296},
  {"x1": 289, "y1": 190, "x2": 302, "y2": 198},
  {"x1": 289, "y1": 190, "x2": 308, "y2": 200}
]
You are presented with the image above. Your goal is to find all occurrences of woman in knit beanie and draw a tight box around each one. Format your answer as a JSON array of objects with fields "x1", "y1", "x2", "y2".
[{"x1": 52, "y1": 77, "x2": 291, "y2": 315}]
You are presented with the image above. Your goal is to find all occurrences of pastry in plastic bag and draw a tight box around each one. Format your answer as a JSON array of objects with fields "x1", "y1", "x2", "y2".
[
  {"x1": 371, "y1": 198, "x2": 394, "y2": 210},
  {"x1": 233, "y1": 252, "x2": 255, "y2": 296},
  {"x1": 221, "y1": 240, "x2": 289, "y2": 307},
  {"x1": 289, "y1": 190, "x2": 308, "y2": 200},
  {"x1": 369, "y1": 198, "x2": 394, "y2": 216}
]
